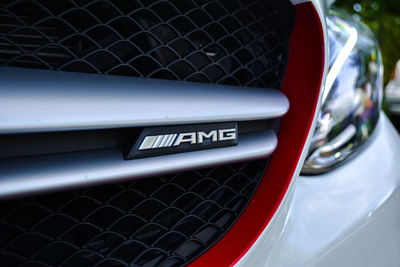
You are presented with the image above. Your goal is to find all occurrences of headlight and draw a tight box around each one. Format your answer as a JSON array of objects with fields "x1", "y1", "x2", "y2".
[{"x1": 302, "y1": 9, "x2": 383, "y2": 174}]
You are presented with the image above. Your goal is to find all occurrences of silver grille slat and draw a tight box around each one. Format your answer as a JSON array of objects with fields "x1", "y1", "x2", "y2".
[
  {"x1": 0, "y1": 67, "x2": 289, "y2": 134},
  {"x1": 0, "y1": 67, "x2": 289, "y2": 198},
  {"x1": 0, "y1": 130, "x2": 276, "y2": 199}
]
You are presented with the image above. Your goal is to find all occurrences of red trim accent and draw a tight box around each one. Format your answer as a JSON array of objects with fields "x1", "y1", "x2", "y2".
[{"x1": 189, "y1": 3, "x2": 325, "y2": 266}]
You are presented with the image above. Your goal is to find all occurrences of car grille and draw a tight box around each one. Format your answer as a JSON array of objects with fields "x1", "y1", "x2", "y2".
[
  {"x1": 0, "y1": 0, "x2": 289, "y2": 89},
  {"x1": 0, "y1": 160, "x2": 266, "y2": 266},
  {"x1": 0, "y1": 0, "x2": 295, "y2": 266}
]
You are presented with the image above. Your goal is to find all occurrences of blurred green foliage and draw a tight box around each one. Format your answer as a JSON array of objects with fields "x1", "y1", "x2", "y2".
[{"x1": 334, "y1": 0, "x2": 400, "y2": 84}]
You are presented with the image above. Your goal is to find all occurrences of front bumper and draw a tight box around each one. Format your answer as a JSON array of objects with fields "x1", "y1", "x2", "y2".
[{"x1": 237, "y1": 112, "x2": 400, "y2": 267}]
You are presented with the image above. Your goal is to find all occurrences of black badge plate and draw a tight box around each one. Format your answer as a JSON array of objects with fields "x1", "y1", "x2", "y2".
[{"x1": 125, "y1": 122, "x2": 238, "y2": 160}]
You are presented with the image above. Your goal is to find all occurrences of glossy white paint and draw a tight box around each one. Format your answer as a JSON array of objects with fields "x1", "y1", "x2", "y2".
[{"x1": 236, "y1": 113, "x2": 400, "y2": 267}]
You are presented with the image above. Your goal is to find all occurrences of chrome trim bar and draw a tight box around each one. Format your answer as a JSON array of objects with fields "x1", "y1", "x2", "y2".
[
  {"x1": 0, "y1": 67, "x2": 289, "y2": 134},
  {"x1": 0, "y1": 130, "x2": 277, "y2": 199}
]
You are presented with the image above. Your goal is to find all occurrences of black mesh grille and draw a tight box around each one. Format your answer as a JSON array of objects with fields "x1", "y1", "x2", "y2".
[
  {"x1": 0, "y1": 0, "x2": 294, "y2": 265},
  {"x1": 0, "y1": 0, "x2": 291, "y2": 88},
  {"x1": 0, "y1": 160, "x2": 266, "y2": 266}
]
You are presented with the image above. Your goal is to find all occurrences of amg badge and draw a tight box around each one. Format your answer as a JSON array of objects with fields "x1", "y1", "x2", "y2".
[{"x1": 125, "y1": 122, "x2": 238, "y2": 160}]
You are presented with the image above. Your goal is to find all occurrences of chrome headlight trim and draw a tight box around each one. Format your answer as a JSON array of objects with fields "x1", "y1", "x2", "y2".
[{"x1": 302, "y1": 9, "x2": 383, "y2": 174}]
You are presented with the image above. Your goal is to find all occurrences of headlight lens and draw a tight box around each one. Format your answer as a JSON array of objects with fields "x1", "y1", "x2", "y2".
[{"x1": 302, "y1": 10, "x2": 383, "y2": 174}]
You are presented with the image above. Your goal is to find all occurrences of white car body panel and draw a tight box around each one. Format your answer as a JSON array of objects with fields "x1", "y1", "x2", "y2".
[{"x1": 237, "y1": 113, "x2": 400, "y2": 266}]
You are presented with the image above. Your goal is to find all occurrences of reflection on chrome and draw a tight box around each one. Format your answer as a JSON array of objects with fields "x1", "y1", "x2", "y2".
[
  {"x1": 323, "y1": 26, "x2": 358, "y2": 103},
  {"x1": 302, "y1": 8, "x2": 383, "y2": 174},
  {"x1": 304, "y1": 124, "x2": 356, "y2": 170}
]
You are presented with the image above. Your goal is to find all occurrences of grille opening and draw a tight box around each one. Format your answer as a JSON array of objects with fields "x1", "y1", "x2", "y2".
[
  {"x1": 0, "y1": 0, "x2": 295, "y2": 89},
  {"x1": 0, "y1": 159, "x2": 267, "y2": 266}
]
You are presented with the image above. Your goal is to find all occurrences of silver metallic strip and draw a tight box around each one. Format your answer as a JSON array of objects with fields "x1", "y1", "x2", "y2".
[
  {"x1": 165, "y1": 134, "x2": 177, "y2": 147},
  {"x1": 159, "y1": 134, "x2": 170, "y2": 148},
  {"x1": 0, "y1": 67, "x2": 289, "y2": 134},
  {"x1": 138, "y1": 136, "x2": 158, "y2": 150},
  {"x1": 152, "y1": 135, "x2": 164, "y2": 148},
  {"x1": 0, "y1": 131, "x2": 277, "y2": 199}
]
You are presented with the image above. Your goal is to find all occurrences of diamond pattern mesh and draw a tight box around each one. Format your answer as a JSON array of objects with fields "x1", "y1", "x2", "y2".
[
  {"x1": 0, "y1": 160, "x2": 266, "y2": 266},
  {"x1": 0, "y1": 0, "x2": 293, "y2": 265},
  {"x1": 0, "y1": 0, "x2": 290, "y2": 88}
]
